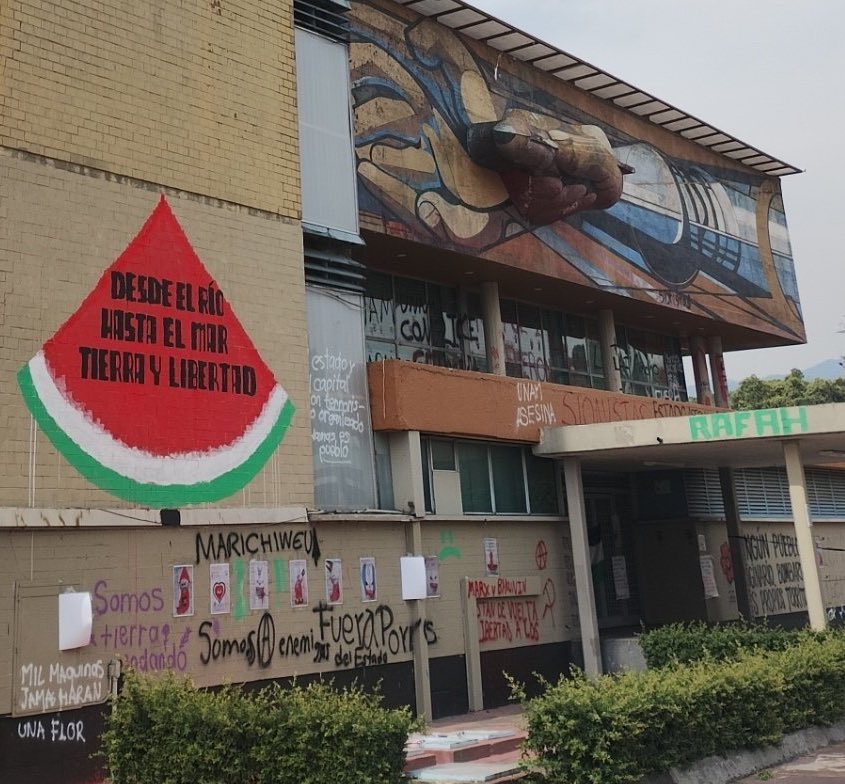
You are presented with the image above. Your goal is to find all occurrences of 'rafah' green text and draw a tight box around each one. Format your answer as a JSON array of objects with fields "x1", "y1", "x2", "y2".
[{"x1": 689, "y1": 407, "x2": 809, "y2": 441}]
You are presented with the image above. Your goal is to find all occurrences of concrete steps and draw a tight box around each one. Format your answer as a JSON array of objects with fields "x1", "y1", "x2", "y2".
[{"x1": 404, "y1": 727, "x2": 528, "y2": 783}]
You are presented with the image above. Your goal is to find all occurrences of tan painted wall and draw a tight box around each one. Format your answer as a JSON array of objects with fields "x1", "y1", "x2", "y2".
[
  {"x1": 0, "y1": 152, "x2": 312, "y2": 508},
  {"x1": 0, "y1": 517, "x2": 577, "y2": 716},
  {"x1": 0, "y1": 0, "x2": 300, "y2": 217},
  {"x1": 369, "y1": 360, "x2": 717, "y2": 442}
]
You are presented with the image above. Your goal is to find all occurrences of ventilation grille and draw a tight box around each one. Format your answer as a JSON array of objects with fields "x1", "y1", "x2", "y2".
[
  {"x1": 295, "y1": 0, "x2": 350, "y2": 42},
  {"x1": 304, "y1": 246, "x2": 365, "y2": 293}
]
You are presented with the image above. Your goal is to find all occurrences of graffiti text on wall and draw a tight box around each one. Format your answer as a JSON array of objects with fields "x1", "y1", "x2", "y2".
[
  {"x1": 197, "y1": 603, "x2": 437, "y2": 671},
  {"x1": 195, "y1": 529, "x2": 320, "y2": 566},
  {"x1": 743, "y1": 532, "x2": 807, "y2": 616},
  {"x1": 477, "y1": 599, "x2": 540, "y2": 644},
  {"x1": 90, "y1": 579, "x2": 190, "y2": 672},
  {"x1": 310, "y1": 352, "x2": 366, "y2": 466},
  {"x1": 18, "y1": 661, "x2": 105, "y2": 713},
  {"x1": 16, "y1": 717, "x2": 86, "y2": 743}
]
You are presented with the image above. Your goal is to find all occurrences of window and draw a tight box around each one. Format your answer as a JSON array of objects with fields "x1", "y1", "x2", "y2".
[
  {"x1": 422, "y1": 437, "x2": 561, "y2": 515},
  {"x1": 615, "y1": 326, "x2": 687, "y2": 401},
  {"x1": 501, "y1": 300, "x2": 605, "y2": 389},
  {"x1": 363, "y1": 272, "x2": 487, "y2": 371}
]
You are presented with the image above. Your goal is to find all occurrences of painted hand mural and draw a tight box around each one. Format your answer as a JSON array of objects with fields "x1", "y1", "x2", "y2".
[{"x1": 350, "y1": 1, "x2": 803, "y2": 341}]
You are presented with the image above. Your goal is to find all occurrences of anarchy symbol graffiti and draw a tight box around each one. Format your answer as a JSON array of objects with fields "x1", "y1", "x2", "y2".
[{"x1": 535, "y1": 540, "x2": 548, "y2": 570}]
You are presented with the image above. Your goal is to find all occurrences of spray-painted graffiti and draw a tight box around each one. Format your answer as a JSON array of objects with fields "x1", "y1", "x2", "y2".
[
  {"x1": 477, "y1": 599, "x2": 540, "y2": 644},
  {"x1": 742, "y1": 530, "x2": 807, "y2": 616},
  {"x1": 17, "y1": 661, "x2": 106, "y2": 713},
  {"x1": 90, "y1": 578, "x2": 189, "y2": 671},
  {"x1": 194, "y1": 529, "x2": 320, "y2": 566},
  {"x1": 16, "y1": 717, "x2": 86, "y2": 743},
  {"x1": 515, "y1": 382, "x2": 556, "y2": 428},
  {"x1": 196, "y1": 603, "x2": 437, "y2": 671}
]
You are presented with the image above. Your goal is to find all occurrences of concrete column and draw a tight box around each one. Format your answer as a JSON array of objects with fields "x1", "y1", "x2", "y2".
[
  {"x1": 718, "y1": 467, "x2": 751, "y2": 619},
  {"x1": 562, "y1": 457, "x2": 602, "y2": 676},
  {"x1": 782, "y1": 440, "x2": 827, "y2": 630},
  {"x1": 597, "y1": 309, "x2": 622, "y2": 393},
  {"x1": 389, "y1": 431, "x2": 425, "y2": 518},
  {"x1": 708, "y1": 335, "x2": 729, "y2": 408},
  {"x1": 405, "y1": 519, "x2": 432, "y2": 721},
  {"x1": 480, "y1": 281, "x2": 506, "y2": 376},
  {"x1": 689, "y1": 336, "x2": 714, "y2": 406}
]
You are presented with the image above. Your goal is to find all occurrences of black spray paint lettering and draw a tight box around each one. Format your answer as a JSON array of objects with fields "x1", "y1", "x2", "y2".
[
  {"x1": 198, "y1": 614, "x2": 275, "y2": 668},
  {"x1": 312, "y1": 602, "x2": 437, "y2": 667},
  {"x1": 195, "y1": 529, "x2": 321, "y2": 566}
]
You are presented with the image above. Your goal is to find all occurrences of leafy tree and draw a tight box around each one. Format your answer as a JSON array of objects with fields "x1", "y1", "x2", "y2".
[{"x1": 731, "y1": 369, "x2": 845, "y2": 410}]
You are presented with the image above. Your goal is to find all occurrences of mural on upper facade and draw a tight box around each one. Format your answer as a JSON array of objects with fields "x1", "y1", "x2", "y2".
[
  {"x1": 349, "y1": 1, "x2": 804, "y2": 340},
  {"x1": 17, "y1": 197, "x2": 295, "y2": 506}
]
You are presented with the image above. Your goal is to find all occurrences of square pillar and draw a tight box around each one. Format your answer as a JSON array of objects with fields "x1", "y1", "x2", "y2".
[
  {"x1": 405, "y1": 519, "x2": 433, "y2": 721},
  {"x1": 782, "y1": 440, "x2": 827, "y2": 630},
  {"x1": 480, "y1": 281, "x2": 506, "y2": 376},
  {"x1": 562, "y1": 457, "x2": 602, "y2": 676}
]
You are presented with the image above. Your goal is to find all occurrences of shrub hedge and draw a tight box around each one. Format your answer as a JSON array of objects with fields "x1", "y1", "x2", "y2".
[
  {"x1": 637, "y1": 620, "x2": 822, "y2": 669},
  {"x1": 519, "y1": 633, "x2": 845, "y2": 784},
  {"x1": 100, "y1": 672, "x2": 415, "y2": 784}
]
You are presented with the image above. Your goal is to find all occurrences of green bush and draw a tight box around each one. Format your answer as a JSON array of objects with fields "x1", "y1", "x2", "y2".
[
  {"x1": 519, "y1": 634, "x2": 845, "y2": 784},
  {"x1": 100, "y1": 672, "x2": 415, "y2": 784},
  {"x1": 638, "y1": 620, "x2": 821, "y2": 669}
]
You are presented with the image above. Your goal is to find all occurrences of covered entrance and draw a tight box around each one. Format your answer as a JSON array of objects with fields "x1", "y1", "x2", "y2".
[{"x1": 537, "y1": 403, "x2": 845, "y2": 674}]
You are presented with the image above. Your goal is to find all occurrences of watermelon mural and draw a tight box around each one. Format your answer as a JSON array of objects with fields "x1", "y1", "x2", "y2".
[{"x1": 17, "y1": 196, "x2": 295, "y2": 506}]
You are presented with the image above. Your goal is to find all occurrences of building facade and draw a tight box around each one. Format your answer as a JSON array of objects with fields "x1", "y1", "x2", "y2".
[{"x1": 0, "y1": 0, "x2": 838, "y2": 782}]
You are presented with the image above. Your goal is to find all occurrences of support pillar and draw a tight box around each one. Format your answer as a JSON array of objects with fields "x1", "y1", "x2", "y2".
[
  {"x1": 562, "y1": 457, "x2": 602, "y2": 676},
  {"x1": 689, "y1": 336, "x2": 714, "y2": 406},
  {"x1": 783, "y1": 441, "x2": 826, "y2": 630},
  {"x1": 389, "y1": 431, "x2": 425, "y2": 518},
  {"x1": 480, "y1": 281, "x2": 506, "y2": 376},
  {"x1": 598, "y1": 309, "x2": 622, "y2": 393},
  {"x1": 718, "y1": 467, "x2": 751, "y2": 619},
  {"x1": 708, "y1": 336, "x2": 729, "y2": 408},
  {"x1": 405, "y1": 518, "x2": 432, "y2": 721}
]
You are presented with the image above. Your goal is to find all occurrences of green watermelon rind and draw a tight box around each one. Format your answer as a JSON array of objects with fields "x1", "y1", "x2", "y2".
[{"x1": 18, "y1": 362, "x2": 295, "y2": 507}]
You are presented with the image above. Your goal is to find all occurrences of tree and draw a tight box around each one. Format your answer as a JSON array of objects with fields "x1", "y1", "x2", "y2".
[{"x1": 731, "y1": 369, "x2": 845, "y2": 410}]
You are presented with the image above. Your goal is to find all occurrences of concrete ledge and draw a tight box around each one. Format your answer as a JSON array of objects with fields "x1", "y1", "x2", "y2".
[{"x1": 642, "y1": 721, "x2": 845, "y2": 784}]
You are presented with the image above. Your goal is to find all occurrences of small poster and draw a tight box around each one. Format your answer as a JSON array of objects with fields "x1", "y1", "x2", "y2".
[
  {"x1": 425, "y1": 556, "x2": 440, "y2": 598},
  {"x1": 698, "y1": 534, "x2": 707, "y2": 553},
  {"x1": 290, "y1": 559, "x2": 309, "y2": 607},
  {"x1": 611, "y1": 556, "x2": 630, "y2": 600},
  {"x1": 173, "y1": 564, "x2": 194, "y2": 617},
  {"x1": 249, "y1": 560, "x2": 269, "y2": 611},
  {"x1": 210, "y1": 563, "x2": 231, "y2": 615},
  {"x1": 325, "y1": 558, "x2": 343, "y2": 605},
  {"x1": 360, "y1": 557, "x2": 377, "y2": 602},
  {"x1": 700, "y1": 555, "x2": 720, "y2": 599},
  {"x1": 484, "y1": 538, "x2": 499, "y2": 576}
]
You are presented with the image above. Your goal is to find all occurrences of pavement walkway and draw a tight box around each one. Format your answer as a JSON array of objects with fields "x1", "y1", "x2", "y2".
[{"x1": 738, "y1": 740, "x2": 845, "y2": 782}]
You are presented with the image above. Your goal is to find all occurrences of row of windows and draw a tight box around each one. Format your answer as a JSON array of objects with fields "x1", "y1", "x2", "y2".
[
  {"x1": 421, "y1": 437, "x2": 559, "y2": 515},
  {"x1": 364, "y1": 271, "x2": 687, "y2": 399}
]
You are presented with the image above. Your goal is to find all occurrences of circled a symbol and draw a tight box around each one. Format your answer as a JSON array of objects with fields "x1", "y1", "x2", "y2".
[{"x1": 535, "y1": 540, "x2": 548, "y2": 570}]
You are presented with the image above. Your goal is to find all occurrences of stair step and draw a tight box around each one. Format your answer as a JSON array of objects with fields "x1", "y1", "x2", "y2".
[{"x1": 406, "y1": 760, "x2": 524, "y2": 783}]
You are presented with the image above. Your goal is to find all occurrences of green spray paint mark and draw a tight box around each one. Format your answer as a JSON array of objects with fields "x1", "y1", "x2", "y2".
[
  {"x1": 273, "y1": 559, "x2": 287, "y2": 607},
  {"x1": 438, "y1": 530, "x2": 462, "y2": 561},
  {"x1": 232, "y1": 559, "x2": 247, "y2": 620}
]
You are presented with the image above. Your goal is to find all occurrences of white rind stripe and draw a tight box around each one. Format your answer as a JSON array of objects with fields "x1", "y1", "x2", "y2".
[{"x1": 29, "y1": 351, "x2": 287, "y2": 486}]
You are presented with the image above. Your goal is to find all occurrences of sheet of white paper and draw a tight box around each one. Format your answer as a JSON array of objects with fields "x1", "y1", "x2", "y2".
[
  {"x1": 400, "y1": 556, "x2": 427, "y2": 600},
  {"x1": 700, "y1": 555, "x2": 719, "y2": 598},
  {"x1": 59, "y1": 592, "x2": 93, "y2": 650}
]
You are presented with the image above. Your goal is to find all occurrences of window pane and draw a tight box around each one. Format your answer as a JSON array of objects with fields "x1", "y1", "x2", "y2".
[
  {"x1": 363, "y1": 271, "x2": 395, "y2": 340},
  {"x1": 545, "y1": 310, "x2": 567, "y2": 374},
  {"x1": 431, "y1": 440, "x2": 456, "y2": 470},
  {"x1": 421, "y1": 437, "x2": 433, "y2": 513},
  {"x1": 500, "y1": 299, "x2": 522, "y2": 378},
  {"x1": 491, "y1": 446, "x2": 527, "y2": 513},
  {"x1": 458, "y1": 443, "x2": 492, "y2": 513},
  {"x1": 366, "y1": 339, "x2": 396, "y2": 363},
  {"x1": 518, "y1": 305, "x2": 549, "y2": 381},
  {"x1": 395, "y1": 278, "x2": 430, "y2": 348},
  {"x1": 526, "y1": 453, "x2": 558, "y2": 514},
  {"x1": 566, "y1": 315, "x2": 590, "y2": 386}
]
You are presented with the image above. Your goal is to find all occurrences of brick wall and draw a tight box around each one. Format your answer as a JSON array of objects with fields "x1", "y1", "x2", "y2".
[{"x1": 0, "y1": 0, "x2": 300, "y2": 217}]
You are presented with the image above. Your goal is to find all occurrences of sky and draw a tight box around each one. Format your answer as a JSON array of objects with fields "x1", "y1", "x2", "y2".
[{"x1": 468, "y1": 0, "x2": 845, "y2": 379}]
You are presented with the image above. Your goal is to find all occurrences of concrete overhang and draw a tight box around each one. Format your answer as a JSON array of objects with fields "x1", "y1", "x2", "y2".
[{"x1": 534, "y1": 403, "x2": 845, "y2": 470}]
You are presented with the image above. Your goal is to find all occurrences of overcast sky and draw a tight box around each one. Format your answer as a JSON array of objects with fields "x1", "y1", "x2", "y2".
[{"x1": 469, "y1": 0, "x2": 844, "y2": 379}]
